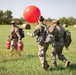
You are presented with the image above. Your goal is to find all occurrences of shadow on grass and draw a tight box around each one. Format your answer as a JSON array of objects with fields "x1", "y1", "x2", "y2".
[
  {"x1": 0, "y1": 65, "x2": 7, "y2": 71},
  {"x1": 27, "y1": 54, "x2": 38, "y2": 58},
  {"x1": 49, "y1": 63, "x2": 76, "y2": 71},
  {"x1": 0, "y1": 54, "x2": 38, "y2": 63},
  {"x1": 49, "y1": 67, "x2": 65, "y2": 71},
  {"x1": 68, "y1": 63, "x2": 76, "y2": 70},
  {"x1": 0, "y1": 57, "x2": 25, "y2": 63}
]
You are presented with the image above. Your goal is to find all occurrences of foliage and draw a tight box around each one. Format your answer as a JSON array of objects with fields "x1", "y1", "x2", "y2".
[
  {"x1": 45, "y1": 18, "x2": 52, "y2": 22},
  {"x1": 0, "y1": 10, "x2": 76, "y2": 25},
  {"x1": 0, "y1": 10, "x2": 25, "y2": 25},
  {"x1": 59, "y1": 17, "x2": 76, "y2": 25},
  {"x1": 0, "y1": 10, "x2": 3, "y2": 24},
  {"x1": 0, "y1": 25, "x2": 76, "y2": 75}
]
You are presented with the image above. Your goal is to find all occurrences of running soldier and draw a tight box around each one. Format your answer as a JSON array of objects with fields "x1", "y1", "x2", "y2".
[
  {"x1": 27, "y1": 16, "x2": 49, "y2": 70},
  {"x1": 48, "y1": 20, "x2": 70, "y2": 68}
]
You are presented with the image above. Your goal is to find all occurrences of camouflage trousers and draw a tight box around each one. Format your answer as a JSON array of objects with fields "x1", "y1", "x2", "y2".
[
  {"x1": 38, "y1": 43, "x2": 49, "y2": 68},
  {"x1": 10, "y1": 38, "x2": 20, "y2": 56},
  {"x1": 51, "y1": 45, "x2": 67, "y2": 68}
]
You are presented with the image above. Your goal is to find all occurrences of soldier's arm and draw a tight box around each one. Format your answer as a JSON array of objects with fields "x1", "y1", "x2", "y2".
[
  {"x1": 27, "y1": 26, "x2": 40, "y2": 37},
  {"x1": 48, "y1": 26, "x2": 55, "y2": 34},
  {"x1": 8, "y1": 30, "x2": 13, "y2": 40},
  {"x1": 15, "y1": 28, "x2": 21, "y2": 40}
]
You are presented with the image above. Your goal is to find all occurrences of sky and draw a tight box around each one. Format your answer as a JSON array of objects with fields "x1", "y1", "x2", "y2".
[{"x1": 0, "y1": 0, "x2": 76, "y2": 19}]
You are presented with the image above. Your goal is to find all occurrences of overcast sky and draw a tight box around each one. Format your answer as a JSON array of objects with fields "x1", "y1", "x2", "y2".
[{"x1": 0, "y1": 0, "x2": 76, "y2": 19}]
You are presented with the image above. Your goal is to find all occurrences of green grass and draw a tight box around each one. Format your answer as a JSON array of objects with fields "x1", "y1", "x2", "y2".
[{"x1": 0, "y1": 25, "x2": 76, "y2": 75}]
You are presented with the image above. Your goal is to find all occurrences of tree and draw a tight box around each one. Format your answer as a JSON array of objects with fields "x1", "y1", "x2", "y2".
[
  {"x1": 45, "y1": 18, "x2": 52, "y2": 22},
  {"x1": 3, "y1": 10, "x2": 13, "y2": 24},
  {"x1": 67, "y1": 17, "x2": 76, "y2": 25},
  {"x1": 59, "y1": 17, "x2": 67, "y2": 25},
  {"x1": 19, "y1": 17, "x2": 25, "y2": 24},
  {"x1": 12, "y1": 17, "x2": 24, "y2": 25},
  {"x1": 0, "y1": 10, "x2": 3, "y2": 24}
]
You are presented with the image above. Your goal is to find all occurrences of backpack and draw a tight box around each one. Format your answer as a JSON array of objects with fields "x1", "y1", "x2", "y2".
[
  {"x1": 36, "y1": 24, "x2": 55, "y2": 44},
  {"x1": 64, "y1": 30, "x2": 72, "y2": 49},
  {"x1": 44, "y1": 26, "x2": 55, "y2": 44},
  {"x1": 36, "y1": 24, "x2": 47, "y2": 44},
  {"x1": 19, "y1": 28, "x2": 25, "y2": 39}
]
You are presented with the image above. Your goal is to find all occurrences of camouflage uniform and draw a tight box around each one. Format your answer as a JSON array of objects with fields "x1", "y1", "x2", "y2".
[
  {"x1": 31, "y1": 24, "x2": 49, "y2": 69},
  {"x1": 49, "y1": 25, "x2": 70, "y2": 68},
  {"x1": 9, "y1": 25, "x2": 21, "y2": 55}
]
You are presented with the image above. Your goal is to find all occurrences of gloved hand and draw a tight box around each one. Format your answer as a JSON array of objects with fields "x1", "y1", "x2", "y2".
[{"x1": 27, "y1": 32, "x2": 30, "y2": 35}]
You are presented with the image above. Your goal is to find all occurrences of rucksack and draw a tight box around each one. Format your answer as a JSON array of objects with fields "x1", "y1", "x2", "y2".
[
  {"x1": 19, "y1": 28, "x2": 25, "y2": 39},
  {"x1": 64, "y1": 30, "x2": 72, "y2": 49},
  {"x1": 36, "y1": 24, "x2": 55, "y2": 44},
  {"x1": 44, "y1": 26, "x2": 55, "y2": 44}
]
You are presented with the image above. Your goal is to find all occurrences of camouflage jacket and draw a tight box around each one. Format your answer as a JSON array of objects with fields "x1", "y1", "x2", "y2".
[
  {"x1": 49, "y1": 25, "x2": 65, "y2": 46},
  {"x1": 9, "y1": 26, "x2": 21, "y2": 40},
  {"x1": 31, "y1": 23, "x2": 47, "y2": 43}
]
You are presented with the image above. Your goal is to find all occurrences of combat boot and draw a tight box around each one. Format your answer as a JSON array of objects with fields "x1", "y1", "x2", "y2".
[
  {"x1": 64, "y1": 61, "x2": 70, "y2": 67},
  {"x1": 43, "y1": 64, "x2": 49, "y2": 70},
  {"x1": 42, "y1": 61, "x2": 49, "y2": 70}
]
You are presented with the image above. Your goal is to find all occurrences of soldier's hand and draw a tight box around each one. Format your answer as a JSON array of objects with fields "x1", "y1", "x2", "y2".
[
  {"x1": 27, "y1": 32, "x2": 30, "y2": 35},
  {"x1": 19, "y1": 40, "x2": 22, "y2": 43},
  {"x1": 27, "y1": 32, "x2": 33, "y2": 37}
]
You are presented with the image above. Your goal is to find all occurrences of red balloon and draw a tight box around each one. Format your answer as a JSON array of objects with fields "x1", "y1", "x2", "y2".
[{"x1": 23, "y1": 5, "x2": 41, "y2": 23}]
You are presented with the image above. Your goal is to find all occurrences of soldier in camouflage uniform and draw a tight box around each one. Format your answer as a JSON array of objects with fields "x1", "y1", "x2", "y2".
[
  {"x1": 48, "y1": 20, "x2": 70, "y2": 68},
  {"x1": 27, "y1": 16, "x2": 49, "y2": 70},
  {"x1": 9, "y1": 21, "x2": 21, "y2": 56}
]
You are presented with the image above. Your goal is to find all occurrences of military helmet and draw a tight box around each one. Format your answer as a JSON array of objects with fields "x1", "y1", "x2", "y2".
[{"x1": 38, "y1": 16, "x2": 44, "y2": 22}]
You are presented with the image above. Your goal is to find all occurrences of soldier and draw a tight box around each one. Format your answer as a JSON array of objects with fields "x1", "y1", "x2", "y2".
[
  {"x1": 48, "y1": 20, "x2": 70, "y2": 68},
  {"x1": 27, "y1": 16, "x2": 49, "y2": 70},
  {"x1": 9, "y1": 21, "x2": 22, "y2": 56}
]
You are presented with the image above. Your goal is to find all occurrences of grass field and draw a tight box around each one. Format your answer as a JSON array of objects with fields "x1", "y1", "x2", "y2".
[{"x1": 0, "y1": 25, "x2": 76, "y2": 75}]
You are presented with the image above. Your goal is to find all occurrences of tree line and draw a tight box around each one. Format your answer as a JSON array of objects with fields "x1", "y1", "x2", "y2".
[
  {"x1": 45, "y1": 17, "x2": 76, "y2": 26},
  {"x1": 0, "y1": 10, "x2": 24, "y2": 25},
  {"x1": 0, "y1": 10, "x2": 76, "y2": 25}
]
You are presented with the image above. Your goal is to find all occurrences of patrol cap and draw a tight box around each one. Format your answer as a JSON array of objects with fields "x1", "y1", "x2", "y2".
[
  {"x1": 52, "y1": 19, "x2": 57, "y2": 23},
  {"x1": 52, "y1": 19, "x2": 60, "y2": 24},
  {"x1": 11, "y1": 21, "x2": 15, "y2": 24},
  {"x1": 38, "y1": 16, "x2": 44, "y2": 22}
]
